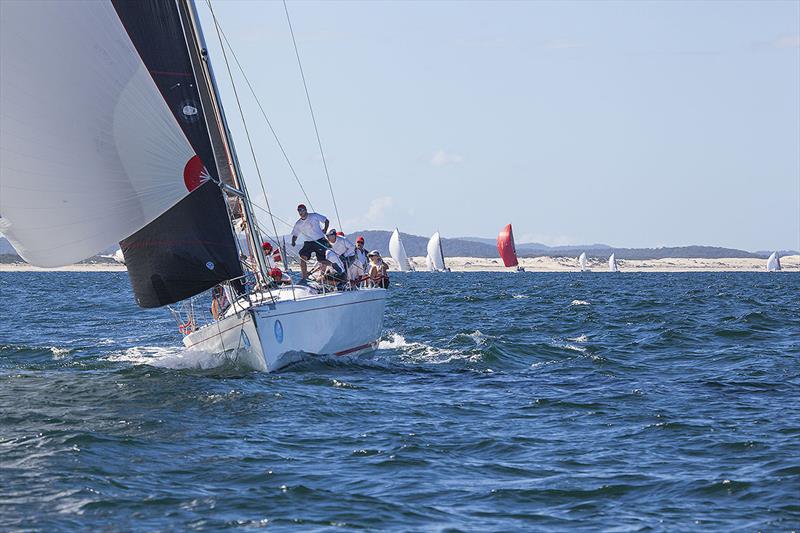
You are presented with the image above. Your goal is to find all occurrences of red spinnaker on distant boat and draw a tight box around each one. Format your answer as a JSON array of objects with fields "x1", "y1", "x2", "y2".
[{"x1": 497, "y1": 224, "x2": 518, "y2": 267}]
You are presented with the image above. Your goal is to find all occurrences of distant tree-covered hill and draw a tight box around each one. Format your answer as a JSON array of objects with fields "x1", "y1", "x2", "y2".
[
  {"x1": 347, "y1": 232, "x2": 793, "y2": 260},
  {"x1": 1, "y1": 235, "x2": 795, "y2": 263}
]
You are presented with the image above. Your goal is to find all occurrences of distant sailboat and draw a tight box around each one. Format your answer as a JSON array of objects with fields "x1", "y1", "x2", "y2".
[
  {"x1": 767, "y1": 251, "x2": 781, "y2": 272},
  {"x1": 427, "y1": 232, "x2": 447, "y2": 272},
  {"x1": 425, "y1": 254, "x2": 435, "y2": 272},
  {"x1": 389, "y1": 228, "x2": 413, "y2": 271},
  {"x1": 578, "y1": 252, "x2": 588, "y2": 272},
  {"x1": 609, "y1": 253, "x2": 619, "y2": 272},
  {"x1": 497, "y1": 224, "x2": 524, "y2": 271}
]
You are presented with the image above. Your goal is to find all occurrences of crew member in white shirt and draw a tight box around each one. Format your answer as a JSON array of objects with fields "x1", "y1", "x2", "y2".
[
  {"x1": 326, "y1": 229, "x2": 355, "y2": 258},
  {"x1": 352, "y1": 236, "x2": 368, "y2": 280},
  {"x1": 290, "y1": 204, "x2": 330, "y2": 280}
]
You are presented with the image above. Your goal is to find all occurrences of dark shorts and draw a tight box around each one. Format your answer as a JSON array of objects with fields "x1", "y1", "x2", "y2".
[
  {"x1": 326, "y1": 263, "x2": 346, "y2": 282},
  {"x1": 299, "y1": 238, "x2": 329, "y2": 262}
]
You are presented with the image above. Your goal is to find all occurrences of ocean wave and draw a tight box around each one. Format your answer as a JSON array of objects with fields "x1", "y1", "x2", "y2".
[
  {"x1": 377, "y1": 333, "x2": 481, "y2": 365},
  {"x1": 571, "y1": 300, "x2": 590, "y2": 306},
  {"x1": 106, "y1": 345, "x2": 234, "y2": 371}
]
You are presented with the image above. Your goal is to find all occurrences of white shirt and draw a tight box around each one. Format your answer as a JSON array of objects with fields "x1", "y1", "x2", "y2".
[
  {"x1": 354, "y1": 247, "x2": 368, "y2": 267},
  {"x1": 330, "y1": 235, "x2": 355, "y2": 257},
  {"x1": 291, "y1": 212, "x2": 327, "y2": 242},
  {"x1": 325, "y1": 248, "x2": 344, "y2": 271},
  {"x1": 265, "y1": 251, "x2": 277, "y2": 269}
]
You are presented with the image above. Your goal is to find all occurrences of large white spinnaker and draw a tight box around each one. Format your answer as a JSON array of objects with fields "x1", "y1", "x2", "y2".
[
  {"x1": 578, "y1": 252, "x2": 588, "y2": 271},
  {"x1": 389, "y1": 228, "x2": 412, "y2": 271},
  {"x1": 0, "y1": 1, "x2": 199, "y2": 267},
  {"x1": 767, "y1": 252, "x2": 781, "y2": 272},
  {"x1": 427, "y1": 232, "x2": 446, "y2": 271},
  {"x1": 609, "y1": 253, "x2": 619, "y2": 272}
]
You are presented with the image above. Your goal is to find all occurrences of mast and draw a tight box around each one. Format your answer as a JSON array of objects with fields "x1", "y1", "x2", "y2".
[
  {"x1": 178, "y1": 0, "x2": 269, "y2": 282},
  {"x1": 438, "y1": 232, "x2": 446, "y2": 271}
]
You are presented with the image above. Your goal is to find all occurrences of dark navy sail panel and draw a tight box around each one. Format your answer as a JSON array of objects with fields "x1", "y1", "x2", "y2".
[{"x1": 120, "y1": 181, "x2": 243, "y2": 308}]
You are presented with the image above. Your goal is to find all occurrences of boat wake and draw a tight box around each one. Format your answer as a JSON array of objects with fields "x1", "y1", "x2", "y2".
[{"x1": 107, "y1": 345, "x2": 246, "y2": 372}]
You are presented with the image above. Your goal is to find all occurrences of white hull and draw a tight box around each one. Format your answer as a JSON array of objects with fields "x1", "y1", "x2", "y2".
[{"x1": 183, "y1": 287, "x2": 387, "y2": 372}]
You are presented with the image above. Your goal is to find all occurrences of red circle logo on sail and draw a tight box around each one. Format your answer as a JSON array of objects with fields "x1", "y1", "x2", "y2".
[{"x1": 183, "y1": 155, "x2": 210, "y2": 192}]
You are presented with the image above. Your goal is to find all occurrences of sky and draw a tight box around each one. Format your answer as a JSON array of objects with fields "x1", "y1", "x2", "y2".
[{"x1": 197, "y1": 0, "x2": 800, "y2": 251}]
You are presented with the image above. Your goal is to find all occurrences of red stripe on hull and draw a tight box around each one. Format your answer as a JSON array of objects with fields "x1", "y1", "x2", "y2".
[{"x1": 335, "y1": 343, "x2": 373, "y2": 357}]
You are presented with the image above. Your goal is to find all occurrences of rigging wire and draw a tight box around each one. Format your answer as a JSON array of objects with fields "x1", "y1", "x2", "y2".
[
  {"x1": 205, "y1": 0, "x2": 282, "y2": 252},
  {"x1": 282, "y1": 0, "x2": 343, "y2": 232},
  {"x1": 204, "y1": 4, "x2": 315, "y2": 212}
]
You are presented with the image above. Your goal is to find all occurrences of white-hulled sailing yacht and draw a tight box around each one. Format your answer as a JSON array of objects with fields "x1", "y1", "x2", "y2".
[
  {"x1": 578, "y1": 252, "x2": 588, "y2": 272},
  {"x1": 0, "y1": 0, "x2": 386, "y2": 372},
  {"x1": 609, "y1": 253, "x2": 619, "y2": 272},
  {"x1": 426, "y1": 232, "x2": 448, "y2": 272},
  {"x1": 389, "y1": 228, "x2": 413, "y2": 271},
  {"x1": 766, "y1": 252, "x2": 781, "y2": 272}
]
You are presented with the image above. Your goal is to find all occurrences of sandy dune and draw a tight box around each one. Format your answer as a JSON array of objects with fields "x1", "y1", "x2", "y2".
[
  {"x1": 2, "y1": 255, "x2": 797, "y2": 273},
  {"x1": 398, "y1": 255, "x2": 800, "y2": 272}
]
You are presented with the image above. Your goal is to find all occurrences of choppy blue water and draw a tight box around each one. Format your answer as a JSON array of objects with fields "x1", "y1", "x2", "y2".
[{"x1": 1, "y1": 271, "x2": 798, "y2": 531}]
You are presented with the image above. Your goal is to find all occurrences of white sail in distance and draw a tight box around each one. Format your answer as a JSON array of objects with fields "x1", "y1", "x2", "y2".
[
  {"x1": 767, "y1": 252, "x2": 781, "y2": 272},
  {"x1": 579, "y1": 252, "x2": 588, "y2": 271},
  {"x1": 0, "y1": 1, "x2": 202, "y2": 267},
  {"x1": 609, "y1": 253, "x2": 619, "y2": 272},
  {"x1": 389, "y1": 228, "x2": 411, "y2": 271},
  {"x1": 425, "y1": 255, "x2": 435, "y2": 272},
  {"x1": 427, "y1": 232, "x2": 446, "y2": 271}
]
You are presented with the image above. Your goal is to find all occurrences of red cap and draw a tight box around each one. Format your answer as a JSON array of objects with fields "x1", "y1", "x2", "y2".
[
  {"x1": 356, "y1": 236, "x2": 365, "y2": 243},
  {"x1": 336, "y1": 231, "x2": 345, "y2": 237},
  {"x1": 269, "y1": 267, "x2": 282, "y2": 279},
  {"x1": 297, "y1": 204, "x2": 307, "y2": 211},
  {"x1": 261, "y1": 241, "x2": 272, "y2": 251}
]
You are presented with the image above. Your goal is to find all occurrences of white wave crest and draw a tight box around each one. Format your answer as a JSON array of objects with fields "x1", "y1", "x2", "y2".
[
  {"x1": 377, "y1": 333, "x2": 480, "y2": 365},
  {"x1": 512, "y1": 294, "x2": 528, "y2": 299},
  {"x1": 107, "y1": 345, "x2": 231, "y2": 370},
  {"x1": 571, "y1": 300, "x2": 590, "y2": 306},
  {"x1": 563, "y1": 343, "x2": 587, "y2": 353},
  {"x1": 50, "y1": 346, "x2": 72, "y2": 358},
  {"x1": 567, "y1": 334, "x2": 588, "y2": 343}
]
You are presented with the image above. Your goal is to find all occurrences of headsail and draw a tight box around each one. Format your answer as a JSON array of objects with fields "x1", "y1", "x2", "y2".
[
  {"x1": 389, "y1": 228, "x2": 412, "y2": 272},
  {"x1": 578, "y1": 252, "x2": 588, "y2": 271},
  {"x1": 767, "y1": 252, "x2": 781, "y2": 272},
  {"x1": 497, "y1": 224, "x2": 518, "y2": 268},
  {"x1": 0, "y1": 0, "x2": 242, "y2": 307},
  {"x1": 609, "y1": 253, "x2": 619, "y2": 272},
  {"x1": 427, "y1": 232, "x2": 446, "y2": 271}
]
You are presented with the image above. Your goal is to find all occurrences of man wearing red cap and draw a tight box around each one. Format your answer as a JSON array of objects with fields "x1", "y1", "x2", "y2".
[
  {"x1": 353, "y1": 235, "x2": 368, "y2": 279},
  {"x1": 290, "y1": 204, "x2": 330, "y2": 280}
]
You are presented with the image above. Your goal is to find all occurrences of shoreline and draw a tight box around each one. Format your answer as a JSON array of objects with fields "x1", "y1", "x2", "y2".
[{"x1": 1, "y1": 255, "x2": 797, "y2": 273}]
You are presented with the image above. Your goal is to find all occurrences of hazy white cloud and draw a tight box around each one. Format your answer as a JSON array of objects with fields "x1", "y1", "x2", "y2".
[
  {"x1": 431, "y1": 149, "x2": 464, "y2": 167},
  {"x1": 775, "y1": 35, "x2": 800, "y2": 49},
  {"x1": 365, "y1": 196, "x2": 394, "y2": 222},
  {"x1": 343, "y1": 196, "x2": 394, "y2": 230}
]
